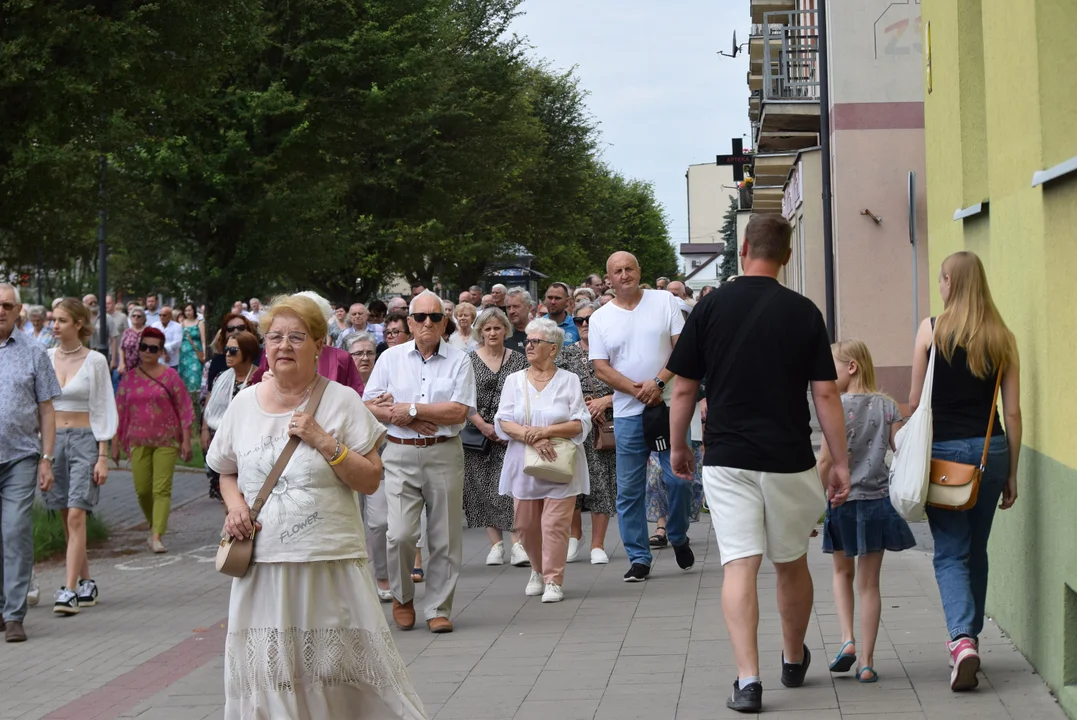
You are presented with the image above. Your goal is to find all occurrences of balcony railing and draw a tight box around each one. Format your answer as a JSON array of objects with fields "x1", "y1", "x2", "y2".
[{"x1": 762, "y1": 9, "x2": 819, "y2": 102}]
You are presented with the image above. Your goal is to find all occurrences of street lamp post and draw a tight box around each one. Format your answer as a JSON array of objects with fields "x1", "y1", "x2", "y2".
[{"x1": 97, "y1": 156, "x2": 108, "y2": 353}]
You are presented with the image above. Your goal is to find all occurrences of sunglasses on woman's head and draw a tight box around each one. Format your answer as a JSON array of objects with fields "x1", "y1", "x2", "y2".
[
  {"x1": 410, "y1": 312, "x2": 445, "y2": 324},
  {"x1": 139, "y1": 343, "x2": 162, "y2": 353},
  {"x1": 225, "y1": 346, "x2": 240, "y2": 356}
]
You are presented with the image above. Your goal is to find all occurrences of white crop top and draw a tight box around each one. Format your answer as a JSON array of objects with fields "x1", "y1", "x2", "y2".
[{"x1": 48, "y1": 349, "x2": 119, "y2": 441}]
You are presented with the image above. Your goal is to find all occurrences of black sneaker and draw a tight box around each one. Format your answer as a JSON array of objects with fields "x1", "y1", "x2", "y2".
[
  {"x1": 781, "y1": 644, "x2": 812, "y2": 688},
  {"x1": 76, "y1": 579, "x2": 98, "y2": 607},
  {"x1": 726, "y1": 679, "x2": 762, "y2": 713},
  {"x1": 623, "y1": 563, "x2": 651, "y2": 582},
  {"x1": 672, "y1": 539, "x2": 694, "y2": 570},
  {"x1": 53, "y1": 587, "x2": 80, "y2": 615}
]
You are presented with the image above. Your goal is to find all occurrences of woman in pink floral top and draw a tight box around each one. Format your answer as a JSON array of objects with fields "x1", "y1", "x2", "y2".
[{"x1": 113, "y1": 327, "x2": 194, "y2": 553}]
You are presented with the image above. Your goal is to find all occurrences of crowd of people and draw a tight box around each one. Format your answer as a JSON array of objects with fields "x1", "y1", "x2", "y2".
[{"x1": 0, "y1": 213, "x2": 1021, "y2": 716}]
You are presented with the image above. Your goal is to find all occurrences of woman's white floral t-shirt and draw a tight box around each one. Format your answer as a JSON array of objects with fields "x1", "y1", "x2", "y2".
[{"x1": 207, "y1": 380, "x2": 385, "y2": 563}]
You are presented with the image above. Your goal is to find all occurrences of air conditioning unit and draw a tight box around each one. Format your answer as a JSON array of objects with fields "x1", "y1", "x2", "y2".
[{"x1": 690, "y1": 260, "x2": 702, "y2": 268}]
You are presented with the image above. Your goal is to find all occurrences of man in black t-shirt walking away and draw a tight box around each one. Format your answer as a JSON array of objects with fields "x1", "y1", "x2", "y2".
[{"x1": 666, "y1": 214, "x2": 852, "y2": 714}]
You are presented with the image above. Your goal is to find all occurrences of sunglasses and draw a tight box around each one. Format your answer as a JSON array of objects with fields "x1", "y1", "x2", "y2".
[
  {"x1": 226, "y1": 324, "x2": 246, "y2": 333},
  {"x1": 0, "y1": 302, "x2": 16, "y2": 312},
  {"x1": 410, "y1": 312, "x2": 445, "y2": 324},
  {"x1": 573, "y1": 316, "x2": 591, "y2": 326},
  {"x1": 225, "y1": 346, "x2": 241, "y2": 356},
  {"x1": 139, "y1": 343, "x2": 162, "y2": 353}
]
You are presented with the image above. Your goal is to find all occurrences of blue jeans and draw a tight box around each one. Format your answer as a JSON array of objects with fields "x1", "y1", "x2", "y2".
[
  {"x1": 0, "y1": 455, "x2": 38, "y2": 623},
  {"x1": 614, "y1": 415, "x2": 693, "y2": 566},
  {"x1": 926, "y1": 435, "x2": 1010, "y2": 641}
]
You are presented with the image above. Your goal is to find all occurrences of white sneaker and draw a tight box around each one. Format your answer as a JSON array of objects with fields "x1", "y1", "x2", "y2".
[
  {"x1": 510, "y1": 542, "x2": 531, "y2": 567},
  {"x1": 541, "y1": 583, "x2": 564, "y2": 603},
  {"x1": 590, "y1": 548, "x2": 609, "y2": 565},
  {"x1": 566, "y1": 537, "x2": 580, "y2": 563},
  {"x1": 525, "y1": 571, "x2": 544, "y2": 597},
  {"x1": 376, "y1": 587, "x2": 393, "y2": 603},
  {"x1": 486, "y1": 541, "x2": 506, "y2": 566},
  {"x1": 27, "y1": 571, "x2": 40, "y2": 607}
]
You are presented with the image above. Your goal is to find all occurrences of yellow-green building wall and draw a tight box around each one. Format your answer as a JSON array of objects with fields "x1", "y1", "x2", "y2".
[{"x1": 922, "y1": 1, "x2": 1077, "y2": 715}]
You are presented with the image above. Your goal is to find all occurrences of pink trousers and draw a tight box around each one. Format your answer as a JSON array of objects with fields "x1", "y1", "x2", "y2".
[{"x1": 514, "y1": 497, "x2": 576, "y2": 586}]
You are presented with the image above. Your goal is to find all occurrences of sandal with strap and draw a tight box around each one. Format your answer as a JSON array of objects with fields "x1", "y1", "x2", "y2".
[
  {"x1": 411, "y1": 568, "x2": 425, "y2": 583},
  {"x1": 829, "y1": 641, "x2": 857, "y2": 673},
  {"x1": 649, "y1": 526, "x2": 668, "y2": 548},
  {"x1": 856, "y1": 666, "x2": 878, "y2": 683}
]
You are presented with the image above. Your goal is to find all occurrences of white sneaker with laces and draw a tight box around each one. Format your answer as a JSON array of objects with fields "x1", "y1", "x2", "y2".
[
  {"x1": 566, "y1": 537, "x2": 580, "y2": 563},
  {"x1": 590, "y1": 548, "x2": 609, "y2": 565},
  {"x1": 525, "y1": 571, "x2": 544, "y2": 597},
  {"x1": 27, "y1": 571, "x2": 40, "y2": 607},
  {"x1": 376, "y1": 587, "x2": 393, "y2": 603},
  {"x1": 53, "y1": 587, "x2": 79, "y2": 615},
  {"x1": 541, "y1": 583, "x2": 564, "y2": 603},
  {"x1": 486, "y1": 541, "x2": 506, "y2": 566},
  {"x1": 510, "y1": 542, "x2": 530, "y2": 567}
]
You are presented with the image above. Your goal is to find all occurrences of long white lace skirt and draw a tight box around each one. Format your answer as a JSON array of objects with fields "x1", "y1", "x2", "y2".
[{"x1": 225, "y1": 558, "x2": 427, "y2": 720}]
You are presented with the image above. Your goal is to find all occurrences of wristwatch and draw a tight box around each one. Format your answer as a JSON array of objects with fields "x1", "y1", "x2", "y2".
[
  {"x1": 408, "y1": 403, "x2": 418, "y2": 418},
  {"x1": 653, "y1": 377, "x2": 666, "y2": 390},
  {"x1": 40, "y1": 454, "x2": 54, "y2": 463}
]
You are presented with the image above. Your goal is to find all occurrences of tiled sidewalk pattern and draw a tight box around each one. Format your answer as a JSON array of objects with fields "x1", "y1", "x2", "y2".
[{"x1": 2, "y1": 486, "x2": 1064, "y2": 720}]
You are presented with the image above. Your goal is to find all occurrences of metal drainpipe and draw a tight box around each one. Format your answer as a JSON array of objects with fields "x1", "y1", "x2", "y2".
[{"x1": 817, "y1": 0, "x2": 836, "y2": 341}]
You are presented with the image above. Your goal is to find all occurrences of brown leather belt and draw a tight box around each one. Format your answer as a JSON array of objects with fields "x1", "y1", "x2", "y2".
[{"x1": 386, "y1": 435, "x2": 455, "y2": 448}]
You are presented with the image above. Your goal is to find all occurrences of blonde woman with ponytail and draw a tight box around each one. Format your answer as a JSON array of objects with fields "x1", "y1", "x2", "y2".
[{"x1": 908, "y1": 251, "x2": 1022, "y2": 692}]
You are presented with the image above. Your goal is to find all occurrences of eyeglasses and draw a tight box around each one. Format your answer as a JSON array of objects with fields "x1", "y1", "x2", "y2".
[
  {"x1": 524, "y1": 338, "x2": 556, "y2": 348},
  {"x1": 264, "y1": 331, "x2": 308, "y2": 346},
  {"x1": 139, "y1": 343, "x2": 162, "y2": 353},
  {"x1": 350, "y1": 350, "x2": 376, "y2": 358},
  {"x1": 226, "y1": 324, "x2": 246, "y2": 333},
  {"x1": 573, "y1": 316, "x2": 591, "y2": 326},
  {"x1": 410, "y1": 313, "x2": 445, "y2": 324},
  {"x1": 225, "y1": 347, "x2": 241, "y2": 356},
  {"x1": 0, "y1": 302, "x2": 16, "y2": 312}
]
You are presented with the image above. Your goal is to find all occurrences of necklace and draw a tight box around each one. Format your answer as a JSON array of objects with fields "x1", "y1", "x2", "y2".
[
  {"x1": 528, "y1": 367, "x2": 556, "y2": 383},
  {"x1": 58, "y1": 344, "x2": 84, "y2": 355},
  {"x1": 273, "y1": 376, "x2": 317, "y2": 411}
]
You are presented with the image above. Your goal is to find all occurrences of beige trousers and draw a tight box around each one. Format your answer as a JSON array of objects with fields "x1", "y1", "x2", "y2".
[
  {"x1": 383, "y1": 437, "x2": 464, "y2": 621},
  {"x1": 514, "y1": 497, "x2": 576, "y2": 586}
]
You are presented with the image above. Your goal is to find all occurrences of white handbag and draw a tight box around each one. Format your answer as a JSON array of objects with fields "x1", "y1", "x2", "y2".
[
  {"x1": 521, "y1": 374, "x2": 576, "y2": 484},
  {"x1": 889, "y1": 342, "x2": 935, "y2": 521}
]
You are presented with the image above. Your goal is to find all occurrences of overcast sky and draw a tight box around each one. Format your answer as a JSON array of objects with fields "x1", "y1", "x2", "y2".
[{"x1": 512, "y1": 0, "x2": 750, "y2": 253}]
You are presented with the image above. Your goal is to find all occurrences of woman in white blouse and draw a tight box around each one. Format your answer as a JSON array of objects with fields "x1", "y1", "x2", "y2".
[
  {"x1": 496, "y1": 318, "x2": 591, "y2": 604},
  {"x1": 207, "y1": 294, "x2": 425, "y2": 720},
  {"x1": 448, "y1": 302, "x2": 478, "y2": 352},
  {"x1": 46, "y1": 298, "x2": 118, "y2": 615}
]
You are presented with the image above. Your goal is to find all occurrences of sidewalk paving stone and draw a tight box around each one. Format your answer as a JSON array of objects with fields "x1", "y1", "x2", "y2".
[{"x1": 2, "y1": 480, "x2": 1065, "y2": 720}]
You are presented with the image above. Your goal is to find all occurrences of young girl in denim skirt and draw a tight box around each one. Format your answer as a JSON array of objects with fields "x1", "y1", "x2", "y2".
[{"x1": 817, "y1": 340, "x2": 916, "y2": 683}]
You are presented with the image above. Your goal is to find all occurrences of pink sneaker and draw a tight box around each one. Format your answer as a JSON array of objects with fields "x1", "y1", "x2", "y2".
[
  {"x1": 948, "y1": 638, "x2": 980, "y2": 691},
  {"x1": 948, "y1": 637, "x2": 979, "y2": 667}
]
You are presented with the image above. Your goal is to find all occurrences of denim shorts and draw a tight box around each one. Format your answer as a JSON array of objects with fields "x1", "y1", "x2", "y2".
[
  {"x1": 44, "y1": 428, "x2": 100, "y2": 512},
  {"x1": 823, "y1": 496, "x2": 917, "y2": 557}
]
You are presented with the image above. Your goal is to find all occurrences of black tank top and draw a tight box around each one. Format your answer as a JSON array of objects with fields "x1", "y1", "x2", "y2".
[{"x1": 930, "y1": 327, "x2": 1003, "y2": 442}]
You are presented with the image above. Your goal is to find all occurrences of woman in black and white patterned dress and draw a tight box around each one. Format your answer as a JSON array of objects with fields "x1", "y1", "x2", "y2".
[
  {"x1": 463, "y1": 308, "x2": 530, "y2": 567},
  {"x1": 555, "y1": 300, "x2": 617, "y2": 565}
]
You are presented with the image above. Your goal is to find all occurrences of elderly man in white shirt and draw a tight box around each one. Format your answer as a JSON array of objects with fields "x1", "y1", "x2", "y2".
[
  {"x1": 363, "y1": 290, "x2": 477, "y2": 634},
  {"x1": 150, "y1": 306, "x2": 183, "y2": 369}
]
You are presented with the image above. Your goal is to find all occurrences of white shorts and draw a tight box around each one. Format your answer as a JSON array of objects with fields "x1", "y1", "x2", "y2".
[{"x1": 702, "y1": 465, "x2": 826, "y2": 565}]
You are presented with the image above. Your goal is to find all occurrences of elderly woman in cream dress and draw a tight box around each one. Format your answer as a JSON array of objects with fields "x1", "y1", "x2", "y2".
[{"x1": 207, "y1": 294, "x2": 425, "y2": 720}]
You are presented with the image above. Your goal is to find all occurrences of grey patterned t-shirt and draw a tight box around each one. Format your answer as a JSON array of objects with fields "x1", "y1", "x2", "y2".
[
  {"x1": 0, "y1": 330, "x2": 62, "y2": 464},
  {"x1": 843, "y1": 393, "x2": 903, "y2": 501}
]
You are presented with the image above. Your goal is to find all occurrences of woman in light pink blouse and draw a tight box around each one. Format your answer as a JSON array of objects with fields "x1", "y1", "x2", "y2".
[{"x1": 113, "y1": 326, "x2": 194, "y2": 553}]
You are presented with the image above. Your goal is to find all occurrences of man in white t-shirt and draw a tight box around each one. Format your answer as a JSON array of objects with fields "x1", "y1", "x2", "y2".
[{"x1": 589, "y1": 252, "x2": 694, "y2": 583}]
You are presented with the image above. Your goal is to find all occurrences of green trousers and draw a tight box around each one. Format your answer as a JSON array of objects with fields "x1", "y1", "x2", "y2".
[{"x1": 130, "y1": 446, "x2": 178, "y2": 535}]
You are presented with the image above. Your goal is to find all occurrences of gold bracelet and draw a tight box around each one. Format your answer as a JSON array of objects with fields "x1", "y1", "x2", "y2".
[{"x1": 328, "y1": 444, "x2": 350, "y2": 466}]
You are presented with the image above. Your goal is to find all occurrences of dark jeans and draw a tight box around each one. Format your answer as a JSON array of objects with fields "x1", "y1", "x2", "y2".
[{"x1": 926, "y1": 435, "x2": 1010, "y2": 641}]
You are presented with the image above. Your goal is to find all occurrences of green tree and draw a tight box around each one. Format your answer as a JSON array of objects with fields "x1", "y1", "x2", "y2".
[{"x1": 719, "y1": 195, "x2": 740, "y2": 281}]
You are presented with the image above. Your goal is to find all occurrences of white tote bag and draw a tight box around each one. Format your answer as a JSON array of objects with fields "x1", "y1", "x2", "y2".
[{"x1": 889, "y1": 343, "x2": 935, "y2": 521}]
